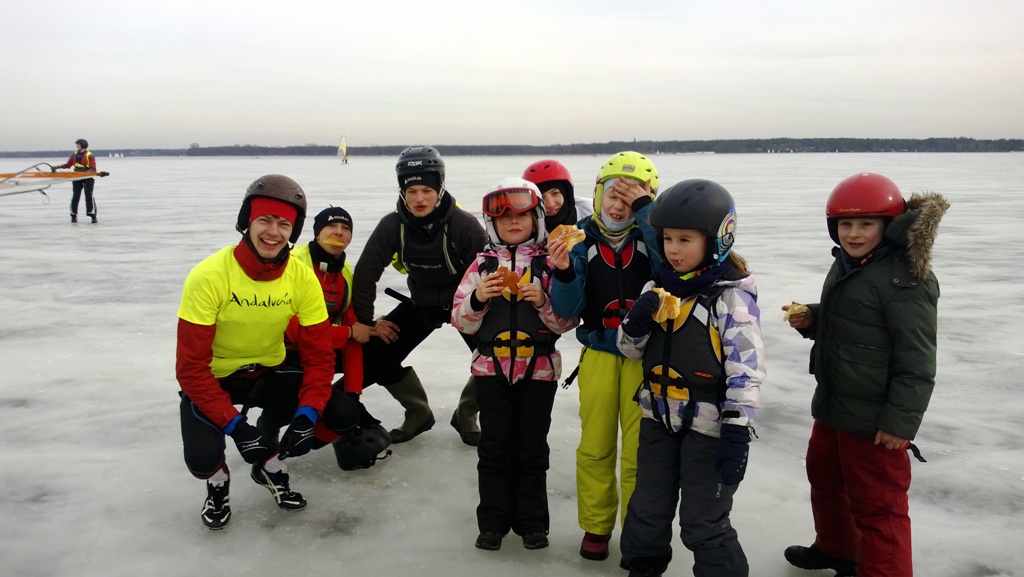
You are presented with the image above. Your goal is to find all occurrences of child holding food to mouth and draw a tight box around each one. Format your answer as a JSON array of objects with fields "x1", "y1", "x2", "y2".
[
  {"x1": 614, "y1": 179, "x2": 763, "y2": 577},
  {"x1": 547, "y1": 151, "x2": 663, "y2": 562},
  {"x1": 783, "y1": 173, "x2": 947, "y2": 577},
  {"x1": 451, "y1": 178, "x2": 577, "y2": 552}
]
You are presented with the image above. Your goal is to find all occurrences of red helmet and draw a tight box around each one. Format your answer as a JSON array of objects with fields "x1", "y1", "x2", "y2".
[
  {"x1": 826, "y1": 172, "x2": 904, "y2": 243},
  {"x1": 522, "y1": 159, "x2": 573, "y2": 186}
]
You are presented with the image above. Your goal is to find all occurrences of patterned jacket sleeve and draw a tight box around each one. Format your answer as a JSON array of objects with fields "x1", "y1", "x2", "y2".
[
  {"x1": 451, "y1": 255, "x2": 488, "y2": 335},
  {"x1": 715, "y1": 286, "x2": 765, "y2": 428}
]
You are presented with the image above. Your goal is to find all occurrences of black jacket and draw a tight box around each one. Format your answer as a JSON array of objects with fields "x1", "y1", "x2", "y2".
[{"x1": 353, "y1": 195, "x2": 486, "y2": 324}]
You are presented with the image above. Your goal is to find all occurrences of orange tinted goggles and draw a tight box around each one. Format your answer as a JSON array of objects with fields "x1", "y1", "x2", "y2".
[{"x1": 482, "y1": 188, "x2": 539, "y2": 217}]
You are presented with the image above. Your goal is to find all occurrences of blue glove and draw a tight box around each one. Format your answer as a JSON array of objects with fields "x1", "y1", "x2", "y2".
[
  {"x1": 228, "y1": 419, "x2": 275, "y2": 465},
  {"x1": 621, "y1": 290, "x2": 661, "y2": 337},
  {"x1": 278, "y1": 408, "x2": 318, "y2": 459},
  {"x1": 714, "y1": 424, "x2": 750, "y2": 485}
]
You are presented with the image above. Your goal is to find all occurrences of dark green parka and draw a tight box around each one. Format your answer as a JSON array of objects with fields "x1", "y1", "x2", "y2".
[{"x1": 803, "y1": 192, "x2": 948, "y2": 440}]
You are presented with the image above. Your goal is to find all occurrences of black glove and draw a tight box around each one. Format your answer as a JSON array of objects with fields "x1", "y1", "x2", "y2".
[
  {"x1": 621, "y1": 290, "x2": 661, "y2": 337},
  {"x1": 229, "y1": 420, "x2": 275, "y2": 465},
  {"x1": 278, "y1": 413, "x2": 317, "y2": 459},
  {"x1": 714, "y1": 424, "x2": 751, "y2": 486}
]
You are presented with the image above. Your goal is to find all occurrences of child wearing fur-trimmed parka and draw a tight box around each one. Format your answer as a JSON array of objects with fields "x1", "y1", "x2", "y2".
[
  {"x1": 615, "y1": 179, "x2": 764, "y2": 577},
  {"x1": 451, "y1": 178, "x2": 578, "y2": 553},
  {"x1": 783, "y1": 173, "x2": 947, "y2": 577}
]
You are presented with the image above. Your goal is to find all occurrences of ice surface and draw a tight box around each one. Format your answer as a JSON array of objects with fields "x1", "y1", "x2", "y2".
[{"x1": 1, "y1": 153, "x2": 1021, "y2": 576}]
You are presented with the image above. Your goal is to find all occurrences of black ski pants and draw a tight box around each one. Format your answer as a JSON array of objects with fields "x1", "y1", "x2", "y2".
[
  {"x1": 70, "y1": 178, "x2": 95, "y2": 217},
  {"x1": 179, "y1": 368, "x2": 360, "y2": 478},
  {"x1": 620, "y1": 419, "x2": 749, "y2": 577},
  {"x1": 361, "y1": 300, "x2": 474, "y2": 387},
  {"x1": 475, "y1": 375, "x2": 557, "y2": 536}
]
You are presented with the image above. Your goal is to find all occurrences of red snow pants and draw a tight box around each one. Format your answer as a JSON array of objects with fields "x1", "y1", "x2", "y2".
[{"x1": 805, "y1": 420, "x2": 913, "y2": 577}]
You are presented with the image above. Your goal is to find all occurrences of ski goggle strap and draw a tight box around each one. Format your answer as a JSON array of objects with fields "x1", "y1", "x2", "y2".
[{"x1": 482, "y1": 187, "x2": 539, "y2": 217}]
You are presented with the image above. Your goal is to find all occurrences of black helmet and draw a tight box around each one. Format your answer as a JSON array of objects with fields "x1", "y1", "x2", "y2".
[
  {"x1": 235, "y1": 174, "x2": 308, "y2": 243},
  {"x1": 649, "y1": 179, "x2": 737, "y2": 266},
  {"x1": 332, "y1": 423, "x2": 392, "y2": 470},
  {"x1": 395, "y1": 145, "x2": 445, "y2": 191},
  {"x1": 75, "y1": 139, "x2": 89, "y2": 149}
]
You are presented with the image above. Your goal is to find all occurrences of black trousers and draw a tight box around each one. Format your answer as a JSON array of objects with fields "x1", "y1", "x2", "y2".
[
  {"x1": 361, "y1": 300, "x2": 475, "y2": 387},
  {"x1": 179, "y1": 369, "x2": 360, "y2": 478},
  {"x1": 70, "y1": 178, "x2": 95, "y2": 217},
  {"x1": 475, "y1": 375, "x2": 557, "y2": 536},
  {"x1": 620, "y1": 419, "x2": 748, "y2": 577}
]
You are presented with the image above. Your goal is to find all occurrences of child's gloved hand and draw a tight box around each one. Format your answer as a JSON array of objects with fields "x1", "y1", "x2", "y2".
[{"x1": 621, "y1": 290, "x2": 660, "y2": 337}]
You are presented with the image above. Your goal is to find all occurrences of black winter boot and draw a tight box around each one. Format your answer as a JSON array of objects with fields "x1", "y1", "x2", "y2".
[{"x1": 784, "y1": 545, "x2": 855, "y2": 575}]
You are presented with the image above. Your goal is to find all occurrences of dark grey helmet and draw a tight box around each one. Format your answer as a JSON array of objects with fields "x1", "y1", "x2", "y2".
[
  {"x1": 235, "y1": 174, "x2": 308, "y2": 243},
  {"x1": 75, "y1": 138, "x2": 89, "y2": 149},
  {"x1": 332, "y1": 423, "x2": 392, "y2": 470},
  {"x1": 649, "y1": 179, "x2": 737, "y2": 266},
  {"x1": 395, "y1": 145, "x2": 444, "y2": 187}
]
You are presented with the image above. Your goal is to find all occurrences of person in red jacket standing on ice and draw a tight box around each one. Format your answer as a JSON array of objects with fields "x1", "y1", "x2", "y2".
[
  {"x1": 175, "y1": 175, "x2": 360, "y2": 530},
  {"x1": 56, "y1": 138, "x2": 98, "y2": 223}
]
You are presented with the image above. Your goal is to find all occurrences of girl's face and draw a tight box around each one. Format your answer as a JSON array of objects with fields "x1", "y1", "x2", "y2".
[
  {"x1": 662, "y1": 228, "x2": 707, "y2": 274},
  {"x1": 837, "y1": 217, "x2": 885, "y2": 259},
  {"x1": 494, "y1": 211, "x2": 534, "y2": 246},
  {"x1": 541, "y1": 187, "x2": 563, "y2": 216},
  {"x1": 248, "y1": 215, "x2": 293, "y2": 260},
  {"x1": 403, "y1": 185, "x2": 440, "y2": 217}
]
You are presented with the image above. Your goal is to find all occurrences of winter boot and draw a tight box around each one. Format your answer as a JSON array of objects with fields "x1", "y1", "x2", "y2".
[
  {"x1": 381, "y1": 367, "x2": 434, "y2": 443},
  {"x1": 201, "y1": 479, "x2": 231, "y2": 530},
  {"x1": 475, "y1": 531, "x2": 503, "y2": 551},
  {"x1": 449, "y1": 376, "x2": 480, "y2": 446},
  {"x1": 580, "y1": 532, "x2": 611, "y2": 560},
  {"x1": 90, "y1": 215, "x2": 98, "y2": 224},
  {"x1": 70, "y1": 214, "x2": 77, "y2": 223},
  {"x1": 522, "y1": 531, "x2": 549, "y2": 550},
  {"x1": 784, "y1": 545, "x2": 855, "y2": 575},
  {"x1": 251, "y1": 463, "x2": 306, "y2": 511}
]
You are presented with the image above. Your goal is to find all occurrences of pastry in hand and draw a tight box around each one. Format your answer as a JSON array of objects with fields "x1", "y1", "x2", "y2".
[
  {"x1": 548, "y1": 224, "x2": 586, "y2": 250},
  {"x1": 652, "y1": 287, "x2": 682, "y2": 323},
  {"x1": 495, "y1": 265, "x2": 520, "y2": 294},
  {"x1": 783, "y1": 302, "x2": 809, "y2": 321}
]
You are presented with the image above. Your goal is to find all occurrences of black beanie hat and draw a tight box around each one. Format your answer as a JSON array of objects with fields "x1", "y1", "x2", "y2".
[
  {"x1": 400, "y1": 172, "x2": 443, "y2": 195},
  {"x1": 313, "y1": 206, "x2": 353, "y2": 237}
]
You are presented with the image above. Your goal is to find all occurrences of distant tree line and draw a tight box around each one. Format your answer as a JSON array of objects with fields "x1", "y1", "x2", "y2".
[{"x1": 2, "y1": 137, "x2": 1021, "y2": 158}]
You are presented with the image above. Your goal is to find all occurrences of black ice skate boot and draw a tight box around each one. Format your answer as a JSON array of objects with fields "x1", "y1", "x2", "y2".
[
  {"x1": 201, "y1": 479, "x2": 231, "y2": 530},
  {"x1": 785, "y1": 545, "x2": 855, "y2": 576},
  {"x1": 251, "y1": 463, "x2": 306, "y2": 511}
]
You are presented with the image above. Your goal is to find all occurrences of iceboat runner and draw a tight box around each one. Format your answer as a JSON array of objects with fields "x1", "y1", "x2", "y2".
[{"x1": 0, "y1": 162, "x2": 109, "y2": 201}]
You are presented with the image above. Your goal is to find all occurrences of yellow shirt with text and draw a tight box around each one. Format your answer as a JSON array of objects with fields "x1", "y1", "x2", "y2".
[{"x1": 177, "y1": 246, "x2": 328, "y2": 378}]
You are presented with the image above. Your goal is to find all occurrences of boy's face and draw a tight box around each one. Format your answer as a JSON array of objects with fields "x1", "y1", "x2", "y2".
[
  {"x1": 541, "y1": 188, "x2": 563, "y2": 216},
  {"x1": 317, "y1": 222, "x2": 352, "y2": 256},
  {"x1": 403, "y1": 185, "x2": 440, "y2": 217},
  {"x1": 599, "y1": 179, "x2": 636, "y2": 223},
  {"x1": 662, "y1": 228, "x2": 706, "y2": 274},
  {"x1": 248, "y1": 215, "x2": 293, "y2": 260},
  {"x1": 837, "y1": 217, "x2": 885, "y2": 259}
]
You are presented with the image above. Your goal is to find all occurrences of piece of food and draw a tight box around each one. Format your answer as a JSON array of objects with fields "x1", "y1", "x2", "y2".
[
  {"x1": 549, "y1": 224, "x2": 586, "y2": 250},
  {"x1": 321, "y1": 238, "x2": 347, "y2": 247},
  {"x1": 783, "y1": 302, "x2": 809, "y2": 321},
  {"x1": 652, "y1": 287, "x2": 682, "y2": 323},
  {"x1": 495, "y1": 265, "x2": 520, "y2": 294}
]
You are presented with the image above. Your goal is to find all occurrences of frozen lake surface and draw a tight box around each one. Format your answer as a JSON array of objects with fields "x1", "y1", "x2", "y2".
[{"x1": 1, "y1": 152, "x2": 1021, "y2": 577}]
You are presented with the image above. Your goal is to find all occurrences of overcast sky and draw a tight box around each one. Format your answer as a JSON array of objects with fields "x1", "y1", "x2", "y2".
[{"x1": 2, "y1": 0, "x2": 1022, "y2": 151}]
